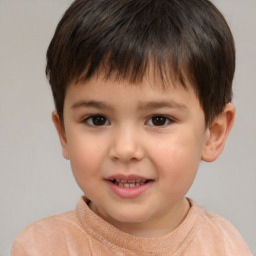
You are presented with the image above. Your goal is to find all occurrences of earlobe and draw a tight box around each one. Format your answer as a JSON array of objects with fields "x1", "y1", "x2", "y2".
[
  {"x1": 201, "y1": 103, "x2": 235, "y2": 162},
  {"x1": 51, "y1": 111, "x2": 70, "y2": 160}
]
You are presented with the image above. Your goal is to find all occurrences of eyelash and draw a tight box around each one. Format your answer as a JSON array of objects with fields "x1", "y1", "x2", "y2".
[
  {"x1": 83, "y1": 115, "x2": 110, "y2": 126},
  {"x1": 83, "y1": 115, "x2": 173, "y2": 127},
  {"x1": 146, "y1": 115, "x2": 173, "y2": 127}
]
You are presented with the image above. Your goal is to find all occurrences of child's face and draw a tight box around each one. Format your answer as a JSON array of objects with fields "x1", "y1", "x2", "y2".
[{"x1": 57, "y1": 73, "x2": 210, "y2": 235}]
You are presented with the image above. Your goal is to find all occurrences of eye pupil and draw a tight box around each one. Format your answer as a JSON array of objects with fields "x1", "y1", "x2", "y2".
[
  {"x1": 152, "y1": 116, "x2": 167, "y2": 126},
  {"x1": 92, "y1": 116, "x2": 106, "y2": 126}
]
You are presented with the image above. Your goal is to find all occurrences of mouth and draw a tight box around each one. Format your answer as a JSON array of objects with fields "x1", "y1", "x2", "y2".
[
  {"x1": 105, "y1": 175, "x2": 153, "y2": 198},
  {"x1": 109, "y1": 178, "x2": 150, "y2": 188},
  {"x1": 106, "y1": 175, "x2": 154, "y2": 198}
]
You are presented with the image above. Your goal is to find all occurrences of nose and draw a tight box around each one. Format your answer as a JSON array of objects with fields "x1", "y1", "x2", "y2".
[{"x1": 109, "y1": 126, "x2": 144, "y2": 162}]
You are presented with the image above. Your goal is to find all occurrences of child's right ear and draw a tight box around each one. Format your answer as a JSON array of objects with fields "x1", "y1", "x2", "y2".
[{"x1": 51, "y1": 111, "x2": 70, "y2": 160}]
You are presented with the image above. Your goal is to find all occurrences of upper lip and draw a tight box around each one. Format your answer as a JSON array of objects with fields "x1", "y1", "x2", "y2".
[{"x1": 106, "y1": 174, "x2": 152, "y2": 181}]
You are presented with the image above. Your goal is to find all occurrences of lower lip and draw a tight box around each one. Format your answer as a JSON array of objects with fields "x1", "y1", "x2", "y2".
[{"x1": 106, "y1": 180, "x2": 153, "y2": 199}]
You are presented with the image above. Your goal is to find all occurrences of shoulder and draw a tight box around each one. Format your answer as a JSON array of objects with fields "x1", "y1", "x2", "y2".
[
  {"x1": 202, "y1": 210, "x2": 246, "y2": 243},
  {"x1": 189, "y1": 201, "x2": 252, "y2": 255},
  {"x1": 11, "y1": 211, "x2": 89, "y2": 256},
  {"x1": 14, "y1": 210, "x2": 77, "y2": 239}
]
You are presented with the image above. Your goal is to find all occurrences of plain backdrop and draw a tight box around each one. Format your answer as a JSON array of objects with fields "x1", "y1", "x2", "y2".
[{"x1": 0, "y1": 0, "x2": 255, "y2": 255}]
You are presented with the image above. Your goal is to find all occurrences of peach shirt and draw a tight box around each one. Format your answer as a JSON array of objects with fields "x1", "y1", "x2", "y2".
[{"x1": 11, "y1": 196, "x2": 252, "y2": 256}]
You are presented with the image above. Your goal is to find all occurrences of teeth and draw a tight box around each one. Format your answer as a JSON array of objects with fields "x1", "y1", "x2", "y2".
[{"x1": 112, "y1": 179, "x2": 148, "y2": 187}]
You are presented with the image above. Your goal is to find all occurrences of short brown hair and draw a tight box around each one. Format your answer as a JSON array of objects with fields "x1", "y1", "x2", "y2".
[{"x1": 46, "y1": 0, "x2": 235, "y2": 126}]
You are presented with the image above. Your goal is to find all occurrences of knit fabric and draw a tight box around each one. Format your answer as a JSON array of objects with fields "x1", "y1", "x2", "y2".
[{"x1": 11, "y1": 196, "x2": 252, "y2": 256}]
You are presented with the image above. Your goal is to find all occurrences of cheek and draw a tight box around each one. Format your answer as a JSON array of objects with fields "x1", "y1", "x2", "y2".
[
  {"x1": 68, "y1": 139, "x2": 107, "y2": 200},
  {"x1": 67, "y1": 136, "x2": 105, "y2": 183},
  {"x1": 150, "y1": 136, "x2": 201, "y2": 190}
]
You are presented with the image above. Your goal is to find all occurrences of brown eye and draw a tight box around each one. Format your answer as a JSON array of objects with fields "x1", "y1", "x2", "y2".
[
  {"x1": 147, "y1": 116, "x2": 171, "y2": 126},
  {"x1": 86, "y1": 115, "x2": 110, "y2": 126}
]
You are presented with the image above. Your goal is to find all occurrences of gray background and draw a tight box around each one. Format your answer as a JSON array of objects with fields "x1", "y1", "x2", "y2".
[{"x1": 0, "y1": 0, "x2": 255, "y2": 255}]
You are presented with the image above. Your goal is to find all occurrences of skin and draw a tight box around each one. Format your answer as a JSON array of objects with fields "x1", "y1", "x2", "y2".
[{"x1": 52, "y1": 73, "x2": 235, "y2": 238}]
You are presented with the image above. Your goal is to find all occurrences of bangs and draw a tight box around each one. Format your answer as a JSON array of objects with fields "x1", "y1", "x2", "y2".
[
  {"x1": 47, "y1": 0, "x2": 191, "y2": 89},
  {"x1": 75, "y1": 48, "x2": 187, "y2": 89},
  {"x1": 67, "y1": 3, "x2": 188, "y2": 88}
]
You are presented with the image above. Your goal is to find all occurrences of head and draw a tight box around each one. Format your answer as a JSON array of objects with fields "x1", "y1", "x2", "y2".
[{"x1": 47, "y1": 0, "x2": 236, "y2": 236}]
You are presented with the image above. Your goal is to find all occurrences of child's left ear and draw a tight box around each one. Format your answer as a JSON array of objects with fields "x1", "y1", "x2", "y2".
[{"x1": 201, "y1": 103, "x2": 235, "y2": 162}]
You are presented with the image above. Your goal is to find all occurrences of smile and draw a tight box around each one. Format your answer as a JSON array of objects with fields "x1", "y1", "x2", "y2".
[
  {"x1": 106, "y1": 176, "x2": 154, "y2": 199},
  {"x1": 111, "y1": 179, "x2": 147, "y2": 187}
]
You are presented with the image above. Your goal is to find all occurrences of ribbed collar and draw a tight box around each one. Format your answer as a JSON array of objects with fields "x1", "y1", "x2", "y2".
[{"x1": 75, "y1": 196, "x2": 203, "y2": 255}]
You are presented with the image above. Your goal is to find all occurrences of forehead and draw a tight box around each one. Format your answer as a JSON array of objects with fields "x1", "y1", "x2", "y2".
[
  {"x1": 74, "y1": 58, "x2": 193, "y2": 92},
  {"x1": 65, "y1": 70, "x2": 199, "y2": 110}
]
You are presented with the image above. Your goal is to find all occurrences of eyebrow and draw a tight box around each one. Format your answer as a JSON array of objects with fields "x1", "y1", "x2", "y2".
[
  {"x1": 137, "y1": 101, "x2": 189, "y2": 111},
  {"x1": 71, "y1": 100, "x2": 188, "y2": 111},
  {"x1": 71, "y1": 100, "x2": 113, "y2": 110}
]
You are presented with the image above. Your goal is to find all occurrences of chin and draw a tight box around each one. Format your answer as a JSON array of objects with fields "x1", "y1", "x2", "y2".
[{"x1": 110, "y1": 207, "x2": 151, "y2": 224}]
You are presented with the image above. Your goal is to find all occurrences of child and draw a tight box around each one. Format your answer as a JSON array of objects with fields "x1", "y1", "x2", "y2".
[{"x1": 11, "y1": 0, "x2": 252, "y2": 255}]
